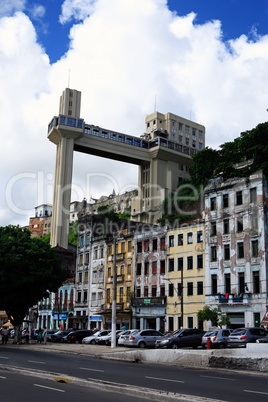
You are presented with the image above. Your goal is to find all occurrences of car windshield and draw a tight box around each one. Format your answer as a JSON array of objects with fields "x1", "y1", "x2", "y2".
[
  {"x1": 171, "y1": 330, "x2": 183, "y2": 337},
  {"x1": 131, "y1": 330, "x2": 140, "y2": 335},
  {"x1": 204, "y1": 330, "x2": 217, "y2": 337}
]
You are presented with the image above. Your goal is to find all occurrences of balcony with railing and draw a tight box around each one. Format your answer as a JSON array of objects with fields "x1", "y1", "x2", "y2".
[
  {"x1": 214, "y1": 293, "x2": 251, "y2": 304},
  {"x1": 131, "y1": 296, "x2": 166, "y2": 307}
]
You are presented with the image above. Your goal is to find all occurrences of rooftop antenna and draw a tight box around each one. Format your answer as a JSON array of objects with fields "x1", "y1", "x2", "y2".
[
  {"x1": 154, "y1": 94, "x2": 157, "y2": 112},
  {"x1": 68, "y1": 69, "x2": 71, "y2": 88}
]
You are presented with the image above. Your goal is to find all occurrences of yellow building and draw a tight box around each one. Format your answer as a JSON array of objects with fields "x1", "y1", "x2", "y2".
[
  {"x1": 166, "y1": 220, "x2": 205, "y2": 331},
  {"x1": 103, "y1": 230, "x2": 134, "y2": 330}
]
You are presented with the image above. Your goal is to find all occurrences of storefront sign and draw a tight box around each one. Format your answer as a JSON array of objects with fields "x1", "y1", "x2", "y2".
[
  {"x1": 144, "y1": 298, "x2": 151, "y2": 304},
  {"x1": 89, "y1": 316, "x2": 102, "y2": 322}
]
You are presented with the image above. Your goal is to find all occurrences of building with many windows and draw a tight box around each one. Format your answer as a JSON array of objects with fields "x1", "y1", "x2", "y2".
[
  {"x1": 166, "y1": 221, "x2": 205, "y2": 331},
  {"x1": 204, "y1": 170, "x2": 268, "y2": 328}
]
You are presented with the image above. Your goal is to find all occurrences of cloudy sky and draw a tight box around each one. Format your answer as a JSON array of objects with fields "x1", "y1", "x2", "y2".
[{"x1": 1, "y1": 0, "x2": 268, "y2": 228}]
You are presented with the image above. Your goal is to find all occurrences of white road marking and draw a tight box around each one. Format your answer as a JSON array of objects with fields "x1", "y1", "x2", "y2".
[
  {"x1": 200, "y1": 375, "x2": 235, "y2": 381},
  {"x1": 79, "y1": 367, "x2": 104, "y2": 372},
  {"x1": 0, "y1": 356, "x2": 9, "y2": 359},
  {"x1": 145, "y1": 376, "x2": 185, "y2": 384},
  {"x1": 28, "y1": 360, "x2": 46, "y2": 364},
  {"x1": 244, "y1": 389, "x2": 268, "y2": 396},
  {"x1": 34, "y1": 384, "x2": 65, "y2": 393},
  {"x1": 0, "y1": 376, "x2": 7, "y2": 379}
]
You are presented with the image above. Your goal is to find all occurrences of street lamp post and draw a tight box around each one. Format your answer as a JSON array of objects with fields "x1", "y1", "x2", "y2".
[{"x1": 111, "y1": 234, "x2": 117, "y2": 348}]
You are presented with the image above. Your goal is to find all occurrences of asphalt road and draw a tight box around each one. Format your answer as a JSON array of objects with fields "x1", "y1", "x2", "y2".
[{"x1": 1, "y1": 345, "x2": 268, "y2": 401}]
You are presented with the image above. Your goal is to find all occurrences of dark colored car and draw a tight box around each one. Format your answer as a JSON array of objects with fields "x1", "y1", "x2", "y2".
[
  {"x1": 256, "y1": 336, "x2": 268, "y2": 343},
  {"x1": 66, "y1": 330, "x2": 94, "y2": 344},
  {"x1": 50, "y1": 329, "x2": 73, "y2": 342},
  {"x1": 227, "y1": 327, "x2": 268, "y2": 348},
  {"x1": 47, "y1": 330, "x2": 57, "y2": 342},
  {"x1": 155, "y1": 328, "x2": 204, "y2": 349}
]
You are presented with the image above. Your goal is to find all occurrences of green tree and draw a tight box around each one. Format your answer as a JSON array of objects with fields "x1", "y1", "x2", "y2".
[
  {"x1": 197, "y1": 306, "x2": 230, "y2": 327},
  {"x1": 189, "y1": 147, "x2": 219, "y2": 187},
  {"x1": 0, "y1": 226, "x2": 67, "y2": 339}
]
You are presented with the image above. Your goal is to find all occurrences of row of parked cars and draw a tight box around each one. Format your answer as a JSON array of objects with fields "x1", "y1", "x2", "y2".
[{"x1": 45, "y1": 327, "x2": 268, "y2": 349}]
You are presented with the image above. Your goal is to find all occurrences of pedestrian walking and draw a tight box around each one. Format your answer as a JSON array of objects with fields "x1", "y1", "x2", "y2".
[
  {"x1": 37, "y1": 328, "x2": 43, "y2": 344},
  {"x1": 2, "y1": 327, "x2": 9, "y2": 344},
  {"x1": 43, "y1": 327, "x2": 47, "y2": 344}
]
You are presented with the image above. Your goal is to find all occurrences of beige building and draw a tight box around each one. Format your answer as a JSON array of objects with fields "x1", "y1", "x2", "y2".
[{"x1": 166, "y1": 221, "x2": 205, "y2": 331}]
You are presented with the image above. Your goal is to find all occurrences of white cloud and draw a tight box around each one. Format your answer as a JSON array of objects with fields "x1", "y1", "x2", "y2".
[
  {"x1": 0, "y1": 0, "x2": 268, "y2": 228},
  {"x1": 31, "y1": 4, "x2": 46, "y2": 19},
  {"x1": 0, "y1": 0, "x2": 25, "y2": 17}
]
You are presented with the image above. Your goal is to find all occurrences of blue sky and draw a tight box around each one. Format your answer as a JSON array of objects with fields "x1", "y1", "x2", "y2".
[
  {"x1": 18, "y1": 0, "x2": 268, "y2": 63},
  {"x1": 1, "y1": 0, "x2": 268, "y2": 227}
]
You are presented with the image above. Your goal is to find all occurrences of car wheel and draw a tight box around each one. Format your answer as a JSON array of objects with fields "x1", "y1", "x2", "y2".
[
  {"x1": 91, "y1": 340, "x2": 96, "y2": 345},
  {"x1": 139, "y1": 341, "x2": 146, "y2": 348},
  {"x1": 219, "y1": 343, "x2": 225, "y2": 349},
  {"x1": 171, "y1": 343, "x2": 179, "y2": 349}
]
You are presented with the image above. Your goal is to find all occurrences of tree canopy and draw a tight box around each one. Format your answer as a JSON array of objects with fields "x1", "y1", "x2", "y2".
[
  {"x1": 190, "y1": 121, "x2": 268, "y2": 187},
  {"x1": 197, "y1": 306, "x2": 230, "y2": 327},
  {"x1": 0, "y1": 226, "x2": 67, "y2": 326}
]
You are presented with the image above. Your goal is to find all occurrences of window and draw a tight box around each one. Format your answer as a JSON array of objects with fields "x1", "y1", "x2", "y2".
[
  {"x1": 177, "y1": 283, "x2": 182, "y2": 296},
  {"x1": 251, "y1": 209, "x2": 258, "y2": 230},
  {"x1": 79, "y1": 254, "x2": 83, "y2": 265},
  {"x1": 144, "y1": 287, "x2": 148, "y2": 297},
  {"x1": 120, "y1": 265, "x2": 124, "y2": 275},
  {"x1": 197, "y1": 282, "x2": 203, "y2": 295},
  {"x1": 197, "y1": 230, "x2": 203, "y2": 243},
  {"x1": 188, "y1": 317, "x2": 194, "y2": 329},
  {"x1": 86, "y1": 234, "x2": 90, "y2": 245},
  {"x1": 85, "y1": 253, "x2": 89, "y2": 264},
  {"x1": 211, "y1": 221, "x2": 217, "y2": 236},
  {"x1": 237, "y1": 217, "x2": 243, "y2": 232},
  {"x1": 223, "y1": 194, "x2": 229, "y2": 208},
  {"x1": 137, "y1": 242, "x2": 142, "y2": 253},
  {"x1": 211, "y1": 246, "x2": 217, "y2": 262},
  {"x1": 236, "y1": 191, "x2": 243, "y2": 205},
  {"x1": 253, "y1": 271, "x2": 260, "y2": 293},
  {"x1": 136, "y1": 263, "x2": 141, "y2": 276},
  {"x1": 128, "y1": 241, "x2": 132, "y2": 251},
  {"x1": 94, "y1": 247, "x2": 98, "y2": 259},
  {"x1": 84, "y1": 271, "x2": 88, "y2": 282},
  {"x1": 168, "y1": 316, "x2": 174, "y2": 332},
  {"x1": 78, "y1": 272, "x2": 82, "y2": 283},
  {"x1": 187, "y1": 256, "x2": 193, "y2": 270},
  {"x1": 80, "y1": 236, "x2": 84, "y2": 247},
  {"x1": 108, "y1": 267, "x2": 111, "y2": 277},
  {"x1": 223, "y1": 219, "x2": 229, "y2": 234},
  {"x1": 238, "y1": 272, "x2": 245, "y2": 294},
  {"x1": 127, "y1": 264, "x2": 131, "y2": 274},
  {"x1": 126, "y1": 287, "x2": 131, "y2": 301},
  {"x1": 108, "y1": 245, "x2": 112, "y2": 255},
  {"x1": 252, "y1": 240, "x2": 258, "y2": 258},
  {"x1": 187, "y1": 232, "x2": 193, "y2": 244},
  {"x1": 197, "y1": 254, "x2": 203, "y2": 269},
  {"x1": 237, "y1": 242, "x2": 244, "y2": 259},
  {"x1": 211, "y1": 274, "x2": 217, "y2": 295},
  {"x1": 136, "y1": 287, "x2": 141, "y2": 297},
  {"x1": 224, "y1": 244, "x2": 230, "y2": 260},
  {"x1": 153, "y1": 239, "x2": 157, "y2": 251},
  {"x1": 121, "y1": 242, "x2": 125, "y2": 252},
  {"x1": 160, "y1": 260, "x2": 165, "y2": 274},
  {"x1": 169, "y1": 283, "x2": 174, "y2": 297},
  {"x1": 187, "y1": 282, "x2": 193, "y2": 296},
  {"x1": 144, "y1": 262, "x2": 149, "y2": 275},
  {"x1": 160, "y1": 285, "x2": 165, "y2": 297},
  {"x1": 178, "y1": 234, "x2": 183, "y2": 246},
  {"x1": 160, "y1": 237, "x2": 165, "y2": 250},
  {"x1": 168, "y1": 258, "x2": 175, "y2": 272},
  {"x1": 119, "y1": 287, "x2": 124, "y2": 303},
  {"x1": 177, "y1": 257, "x2": 183, "y2": 271},
  {"x1": 169, "y1": 235, "x2": 174, "y2": 247},
  {"x1": 250, "y1": 187, "x2": 257, "y2": 203},
  {"x1": 152, "y1": 261, "x2": 157, "y2": 274},
  {"x1": 210, "y1": 197, "x2": 216, "y2": 211},
  {"x1": 152, "y1": 286, "x2": 157, "y2": 297},
  {"x1": 225, "y1": 273, "x2": 231, "y2": 294},
  {"x1": 77, "y1": 291, "x2": 81, "y2": 302},
  {"x1": 144, "y1": 240, "x2": 149, "y2": 252},
  {"x1": 83, "y1": 291, "x2": 87, "y2": 302},
  {"x1": 107, "y1": 288, "x2": 111, "y2": 303}
]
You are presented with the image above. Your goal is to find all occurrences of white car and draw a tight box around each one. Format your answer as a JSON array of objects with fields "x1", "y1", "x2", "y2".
[
  {"x1": 118, "y1": 329, "x2": 136, "y2": 346},
  {"x1": 82, "y1": 330, "x2": 111, "y2": 344}
]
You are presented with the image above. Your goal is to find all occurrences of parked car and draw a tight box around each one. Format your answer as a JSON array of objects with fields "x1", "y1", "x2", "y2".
[
  {"x1": 82, "y1": 330, "x2": 111, "y2": 344},
  {"x1": 155, "y1": 328, "x2": 204, "y2": 349},
  {"x1": 50, "y1": 329, "x2": 73, "y2": 342},
  {"x1": 47, "y1": 330, "x2": 57, "y2": 342},
  {"x1": 118, "y1": 329, "x2": 136, "y2": 346},
  {"x1": 227, "y1": 327, "x2": 268, "y2": 348},
  {"x1": 256, "y1": 336, "x2": 268, "y2": 343},
  {"x1": 123, "y1": 329, "x2": 164, "y2": 348},
  {"x1": 103, "y1": 330, "x2": 125, "y2": 346},
  {"x1": 66, "y1": 330, "x2": 94, "y2": 344},
  {"x1": 201, "y1": 329, "x2": 232, "y2": 349}
]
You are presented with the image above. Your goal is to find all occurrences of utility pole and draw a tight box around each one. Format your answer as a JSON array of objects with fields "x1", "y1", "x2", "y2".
[
  {"x1": 180, "y1": 266, "x2": 184, "y2": 328},
  {"x1": 111, "y1": 235, "x2": 117, "y2": 348}
]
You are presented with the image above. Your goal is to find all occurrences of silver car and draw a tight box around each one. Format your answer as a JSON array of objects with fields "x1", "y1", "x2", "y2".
[
  {"x1": 82, "y1": 330, "x2": 111, "y2": 344},
  {"x1": 123, "y1": 329, "x2": 164, "y2": 348},
  {"x1": 201, "y1": 329, "x2": 232, "y2": 349},
  {"x1": 227, "y1": 327, "x2": 267, "y2": 348}
]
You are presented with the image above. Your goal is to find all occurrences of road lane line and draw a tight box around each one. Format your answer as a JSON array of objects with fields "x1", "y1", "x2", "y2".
[
  {"x1": 79, "y1": 367, "x2": 104, "y2": 372},
  {"x1": 200, "y1": 375, "x2": 235, "y2": 381},
  {"x1": 0, "y1": 376, "x2": 7, "y2": 379},
  {"x1": 145, "y1": 376, "x2": 185, "y2": 384},
  {"x1": 244, "y1": 390, "x2": 268, "y2": 396},
  {"x1": 0, "y1": 356, "x2": 9, "y2": 359},
  {"x1": 28, "y1": 360, "x2": 46, "y2": 364},
  {"x1": 34, "y1": 384, "x2": 65, "y2": 393}
]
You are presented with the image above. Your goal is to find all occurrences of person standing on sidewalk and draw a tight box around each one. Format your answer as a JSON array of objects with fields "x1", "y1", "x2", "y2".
[
  {"x1": 37, "y1": 328, "x2": 42, "y2": 344},
  {"x1": 2, "y1": 327, "x2": 9, "y2": 344}
]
